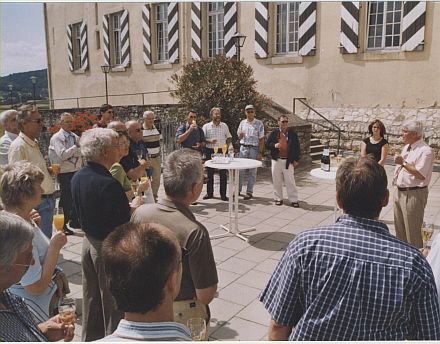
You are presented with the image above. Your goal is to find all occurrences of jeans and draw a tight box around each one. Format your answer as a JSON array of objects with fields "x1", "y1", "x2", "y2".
[
  {"x1": 239, "y1": 146, "x2": 259, "y2": 194},
  {"x1": 36, "y1": 196, "x2": 55, "y2": 239}
]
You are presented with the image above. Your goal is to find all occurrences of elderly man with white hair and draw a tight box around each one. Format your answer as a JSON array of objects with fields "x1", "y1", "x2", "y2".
[
  {"x1": 393, "y1": 120, "x2": 434, "y2": 248},
  {"x1": 71, "y1": 128, "x2": 143, "y2": 341},
  {"x1": 0, "y1": 109, "x2": 19, "y2": 165}
]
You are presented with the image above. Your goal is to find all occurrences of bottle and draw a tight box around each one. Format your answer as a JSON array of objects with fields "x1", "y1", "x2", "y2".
[
  {"x1": 228, "y1": 143, "x2": 234, "y2": 161},
  {"x1": 321, "y1": 148, "x2": 330, "y2": 172}
]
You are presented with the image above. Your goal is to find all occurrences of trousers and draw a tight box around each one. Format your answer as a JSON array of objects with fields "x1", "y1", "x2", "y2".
[
  {"x1": 271, "y1": 159, "x2": 298, "y2": 202},
  {"x1": 148, "y1": 156, "x2": 161, "y2": 199},
  {"x1": 205, "y1": 147, "x2": 227, "y2": 197},
  {"x1": 36, "y1": 196, "x2": 55, "y2": 239},
  {"x1": 238, "y1": 146, "x2": 259, "y2": 194},
  {"x1": 58, "y1": 172, "x2": 78, "y2": 227}
]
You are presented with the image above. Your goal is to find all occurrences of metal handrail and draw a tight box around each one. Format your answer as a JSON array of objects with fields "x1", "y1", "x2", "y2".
[{"x1": 293, "y1": 97, "x2": 342, "y2": 155}]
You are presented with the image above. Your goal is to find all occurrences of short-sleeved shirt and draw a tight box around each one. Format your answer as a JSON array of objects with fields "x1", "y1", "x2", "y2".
[
  {"x1": 120, "y1": 139, "x2": 148, "y2": 177},
  {"x1": 132, "y1": 196, "x2": 218, "y2": 300},
  {"x1": 142, "y1": 125, "x2": 162, "y2": 156},
  {"x1": 363, "y1": 137, "x2": 388, "y2": 162},
  {"x1": 0, "y1": 131, "x2": 18, "y2": 165},
  {"x1": 9, "y1": 223, "x2": 57, "y2": 323},
  {"x1": 237, "y1": 119, "x2": 264, "y2": 147},
  {"x1": 260, "y1": 215, "x2": 440, "y2": 340},
  {"x1": 71, "y1": 161, "x2": 131, "y2": 240},
  {"x1": 110, "y1": 162, "x2": 132, "y2": 192},
  {"x1": 202, "y1": 121, "x2": 232, "y2": 149},
  {"x1": 175, "y1": 123, "x2": 205, "y2": 149}
]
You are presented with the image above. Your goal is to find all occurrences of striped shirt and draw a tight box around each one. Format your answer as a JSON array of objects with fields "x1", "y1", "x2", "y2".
[
  {"x1": 142, "y1": 125, "x2": 161, "y2": 156},
  {"x1": 202, "y1": 121, "x2": 232, "y2": 148},
  {"x1": 99, "y1": 319, "x2": 192, "y2": 341},
  {"x1": 260, "y1": 215, "x2": 440, "y2": 340}
]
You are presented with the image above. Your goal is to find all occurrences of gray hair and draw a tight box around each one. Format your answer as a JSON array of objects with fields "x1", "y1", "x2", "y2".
[
  {"x1": 80, "y1": 128, "x2": 118, "y2": 161},
  {"x1": 0, "y1": 211, "x2": 34, "y2": 267},
  {"x1": 143, "y1": 111, "x2": 154, "y2": 119},
  {"x1": 402, "y1": 120, "x2": 423, "y2": 138},
  {"x1": 210, "y1": 107, "x2": 221, "y2": 116},
  {"x1": 60, "y1": 112, "x2": 72, "y2": 123},
  {"x1": 163, "y1": 149, "x2": 204, "y2": 199},
  {"x1": 16, "y1": 107, "x2": 36, "y2": 130},
  {"x1": 0, "y1": 110, "x2": 18, "y2": 126},
  {"x1": 125, "y1": 120, "x2": 139, "y2": 130}
]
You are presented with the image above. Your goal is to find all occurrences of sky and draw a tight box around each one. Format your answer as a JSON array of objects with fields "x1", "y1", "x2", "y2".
[{"x1": 0, "y1": 2, "x2": 47, "y2": 76}]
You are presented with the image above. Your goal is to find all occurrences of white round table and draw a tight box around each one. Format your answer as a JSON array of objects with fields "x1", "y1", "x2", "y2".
[
  {"x1": 205, "y1": 158, "x2": 262, "y2": 241},
  {"x1": 310, "y1": 166, "x2": 339, "y2": 219}
]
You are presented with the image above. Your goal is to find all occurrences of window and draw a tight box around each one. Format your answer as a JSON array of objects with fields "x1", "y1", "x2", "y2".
[
  {"x1": 208, "y1": 2, "x2": 224, "y2": 57},
  {"x1": 72, "y1": 23, "x2": 82, "y2": 69},
  {"x1": 275, "y1": 2, "x2": 300, "y2": 54},
  {"x1": 110, "y1": 12, "x2": 122, "y2": 66},
  {"x1": 156, "y1": 3, "x2": 169, "y2": 62},
  {"x1": 367, "y1": 1, "x2": 402, "y2": 49}
]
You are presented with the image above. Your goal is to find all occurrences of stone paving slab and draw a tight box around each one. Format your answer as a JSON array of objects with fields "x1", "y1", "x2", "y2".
[{"x1": 59, "y1": 162, "x2": 440, "y2": 341}]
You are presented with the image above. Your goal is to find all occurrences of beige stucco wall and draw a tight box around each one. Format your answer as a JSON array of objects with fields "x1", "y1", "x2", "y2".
[{"x1": 46, "y1": 2, "x2": 440, "y2": 110}]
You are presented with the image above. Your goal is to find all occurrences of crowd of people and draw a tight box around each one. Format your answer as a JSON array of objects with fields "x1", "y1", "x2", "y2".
[{"x1": 0, "y1": 103, "x2": 439, "y2": 341}]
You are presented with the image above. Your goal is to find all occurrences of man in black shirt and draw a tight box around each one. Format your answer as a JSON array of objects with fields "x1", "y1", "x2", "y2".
[{"x1": 71, "y1": 128, "x2": 142, "y2": 341}]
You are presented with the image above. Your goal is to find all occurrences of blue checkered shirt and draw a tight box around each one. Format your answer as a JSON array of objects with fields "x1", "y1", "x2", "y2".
[{"x1": 260, "y1": 215, "x2": 440, "y2": 340}]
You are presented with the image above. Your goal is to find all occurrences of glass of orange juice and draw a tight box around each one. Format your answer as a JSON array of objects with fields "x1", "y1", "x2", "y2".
[
  {"x1": 53, "y1": 207, "x2": 64, "y2": 232},
  {"x1": 222, "y1": 144, "x2": 228, "y2": 155}
]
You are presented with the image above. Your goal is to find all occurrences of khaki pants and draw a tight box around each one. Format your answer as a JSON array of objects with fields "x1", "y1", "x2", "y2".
[
  {"x1": 149, "y1": 156, "x2": 161, "y2": 199},
  {"x1": 393, "y1": 187, "x2": 428, "y2": 248},
  {"x1": 173, "y1": 300, "x2": 210, "y2": 340}
]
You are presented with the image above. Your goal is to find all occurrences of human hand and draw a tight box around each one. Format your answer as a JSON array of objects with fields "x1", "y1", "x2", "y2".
[
  {"x1": 275, "y1": 143, "x2": 280, "y2": 149},
  {"x1": 293, "y1": 161, "x2": 299, "y2": 168},
  {"x1": 190, "y1": 123, "x2": 197, "y2": 131},
  {"x1": 137, "y1": 179, "x2": 151, "y2": 193},
  {"x1": 38, "y1": 314, "x2": 75, "y2": 342},
  {"x1": 419, "y1": 248, "x2": 429, "y2": 257},
  {"x1": 29, "y1": 209, "x2": 41, "y2": 226},
  {"x1": 131, "y1": 195, "x2": 144, "y2": 209},
  {"x1": 238, "y1": 131, "x2": 245, "y2": 139},
  {"x1": 140, "y1": 159, "x2": 150, "y2": 169},
  {"x1": 50, "y1": 231, "x2": 68, "y2": 250},
  {"x1": 394, "y1": 154, "x2": 404, "y2": 165},
  {"x1": 256, "y1": 154, "x2": 263, "y2": 161},
  {"x1": 211, "y1": 139, "x2": 218, "y2": 144}
]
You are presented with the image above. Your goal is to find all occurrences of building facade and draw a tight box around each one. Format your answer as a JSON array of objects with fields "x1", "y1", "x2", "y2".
[{"x1": 44, "y1": 2, "x2": 440, "y2": 152}]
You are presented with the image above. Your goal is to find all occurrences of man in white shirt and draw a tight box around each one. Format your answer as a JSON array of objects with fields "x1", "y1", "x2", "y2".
[
  {"x1": 49, "y1": 113, "x2": 82, "y2": 234},
  {"x1": 0, "y1": 110, "x2": 19, "y2": 165},
  {"x1": 393, "y1": 120, "x2": 434, "y2": 248},
  {"x1": 202, "y1": 107, "x2": 231, "y2": 201}
]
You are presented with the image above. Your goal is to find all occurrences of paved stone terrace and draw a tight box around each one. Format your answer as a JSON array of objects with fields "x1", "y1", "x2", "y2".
[{"x1": 59, "y1": 163, "x2": 440, "y2": 341}]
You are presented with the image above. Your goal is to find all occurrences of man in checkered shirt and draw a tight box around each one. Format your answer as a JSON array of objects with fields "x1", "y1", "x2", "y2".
[{"x1": 260, "y1": 157, "x2": 440, "y2": 340}]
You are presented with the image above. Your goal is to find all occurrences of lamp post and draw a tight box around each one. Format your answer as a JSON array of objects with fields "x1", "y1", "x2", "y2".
[
  {"x1": 8, "y1": 84, "x2": 13, "y2": 108},
  {"x1": 30, "y1": 76, "x2": 37, "y2": 106},
  {"x1": 101, "y1": 64, "x2": 110, "y2": 104},
  {"x1": 232, "y1": 32, "x2": 247, "y2": 61}
]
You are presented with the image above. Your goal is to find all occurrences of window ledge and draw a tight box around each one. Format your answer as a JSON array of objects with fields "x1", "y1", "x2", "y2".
[
  {"x1": 265, "y1": 54, "x2": 303, "y2": 65},
  {"x1": 111, "y1": 66, "x2": 126, "y2": 72},
  {"x1": 72, "y1": 69, "x2": 86, "y2": 74},
  {"x1": 357, "y1": 51, "x2": 406, "y2": 61},
  {"x1": 153, "y1": 62, "x2": 173, "y2": 70}
]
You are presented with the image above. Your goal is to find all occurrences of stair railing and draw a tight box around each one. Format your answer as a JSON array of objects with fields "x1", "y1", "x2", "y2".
[{"x1": 293, "y1": 97, "x2": 342, "y2": 155}]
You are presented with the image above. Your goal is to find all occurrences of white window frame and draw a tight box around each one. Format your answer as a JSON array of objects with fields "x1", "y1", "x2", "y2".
[
  {"x1": 275, "y1": 2, "x2": 300, "y2": 55},
  {"x1": 208, "y1": 2, "x2": 224, "y2": 57},
  {"x1": 156, "y1": 3, "x2": 169, "y2": 62},
  {"x1": 72, "y1": 23, "x2": 82, "y2": 70},
  {"x1": 366, "y1": 1, "x2": 403, "y2": 50},
  {"x1": 110, "y1": 12, "x2": 123, "y2": 66}
]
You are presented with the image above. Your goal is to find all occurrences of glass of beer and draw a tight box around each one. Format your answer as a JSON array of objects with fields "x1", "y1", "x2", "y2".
[
  {"x1": 59, "y1": 298, "x2": 76, "y2": 325},
  {"x1": 421, "y1": 222, "x2": 434, "y2": 249},
  {"x1": 53, "y1": 207, "x2": 64, "y2": 232},
  {"x1": 222, "y1": 143, "x2": 228, "y2": 156},
  {"x1": 187, "y1": 317, "x2": 206, "y2": 341}
]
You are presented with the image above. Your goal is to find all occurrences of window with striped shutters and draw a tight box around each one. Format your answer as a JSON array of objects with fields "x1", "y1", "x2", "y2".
[
  {"x1": 67, "y1": 21, "x2": 89, "y2": 72},
  {"x1": 103, "y1": 9, "x2": 130, "y2": 68}
]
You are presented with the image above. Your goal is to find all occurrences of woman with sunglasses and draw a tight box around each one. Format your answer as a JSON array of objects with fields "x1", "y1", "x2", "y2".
[
  {"x1": 360, "y1": 119, "x2": 389, "y2": 166},
  {"x1": 0, "y1": 161, "x2": 67, "y2": 323}
]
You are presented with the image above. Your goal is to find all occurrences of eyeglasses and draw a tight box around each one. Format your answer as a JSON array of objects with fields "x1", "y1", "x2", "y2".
[
  {"x1": 246, "y1": 110, "x2": 255, "y2": 113},
  {"x1": 133, "y1": 128, "x2": 142, "y2": 133},
  {"x1": 116, "y1": 130, "x2": 128, "y2": 137},
  {"x1": 281, "y1": 120, "x2": 288, "y2": 123}
]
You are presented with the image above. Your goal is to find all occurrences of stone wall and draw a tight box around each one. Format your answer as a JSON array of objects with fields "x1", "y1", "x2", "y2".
[{"x1": 299, "y1": 107, "x2": 440, "y2": 161}]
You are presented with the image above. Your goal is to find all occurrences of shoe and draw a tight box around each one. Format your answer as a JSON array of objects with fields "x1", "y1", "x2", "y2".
[
  {"x1": 192, "y1": 202, "x2": 198, "y2": 205},
  {"x1": 63, "y1": 227, "x2": 74, "y2": 235},
  {"x1": 203, "y1": 194, "x2": 213, "y2": 200},
  {"x1": 291, "y1": 202, "x2": 300, "y2": 208},
  {"x1": 275, "y1": 200, "x2": 283, "y2": 206},
  {"x1": 243, "y1": 193, "x2": 253, "y2": 200},
  {"x1": 68, "y1": 220, "x2": 81, "y2": 229},
  {"x1": 221, "y1": 196, "x2": 229, "y2": 201}
]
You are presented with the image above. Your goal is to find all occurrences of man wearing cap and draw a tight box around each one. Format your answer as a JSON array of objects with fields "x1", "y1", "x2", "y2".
[{"x1": 237, "y1": 105, "x2": 265, "y2": 200}]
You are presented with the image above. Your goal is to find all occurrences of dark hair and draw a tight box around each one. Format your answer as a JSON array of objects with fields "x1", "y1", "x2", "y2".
[
  {"x1": 102, "y1": 222, "x2": 179, "y2": 313},
  {"x1": 278, "y1": 115, "x2": 288, "y2": 121},
  {"x1": 98, "y1": 104, "x2": 113, "y2": 119},
  {"x1": 187, "y1": 110, "x2": 197, "y2": 116},
  {"x1": 368, "y1": 119, "x2": 386, "y2": 137},
  {"x1": 336, "y1": 157, "x2": 387, "y2": 219}
]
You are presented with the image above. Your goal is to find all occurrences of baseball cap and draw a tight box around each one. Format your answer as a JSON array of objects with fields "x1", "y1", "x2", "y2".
[{"x1": 245, "y1": 105, "x2": 255, "y2": 111}]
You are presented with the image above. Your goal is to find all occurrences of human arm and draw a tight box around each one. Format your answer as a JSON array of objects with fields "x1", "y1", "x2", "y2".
[
  {"x1": 38, "y1": 315, "x2": 75, "y2": 342},
  {"x1": 394, "y1": 147, "x2": 433, "y2": 180},
  {"x1": 378, "y1": 143, "x2": 389, "y2": 166},
  {"x1": 29, "y1": 209, "x2": 41, "y2": 227},
  {"x1": 196, "y1": 285, "x2": 218, "y2": 305},
  {"x1": 176, "y1": 124, "x2": 197, "y2": 144},
  {"x1": 50, "y1": 135, "x2": 80, "y2": 161},
  {"x1": 360, "y1": 141, "x2": 367, "y2": 157},
  {"x1": 266, "y1": 131, "x2": 277, "y2": 150},
  {"x1": 8, "y1": 141, "x2": 27, "y2": 163},
  {"x1": 268, "y1": 319, "x2": 293, "y2": 341},
  {"x1": 126, "y1": 160, "x2": 149, "y2": 181},
  {"x1": 257, "y1": 137, "x2": 265, "y2": 161}
]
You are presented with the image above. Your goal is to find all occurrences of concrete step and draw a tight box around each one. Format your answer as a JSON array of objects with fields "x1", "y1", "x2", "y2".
[
  {"x1": 310, "y1": 138, "x2": 321, "y2": 145},
  {"x1": 311, "y1": 151, "x2": 323, "y2": 161},
  {"x1": 310, "y1": 144, "x2": 326, "y2": 153}
]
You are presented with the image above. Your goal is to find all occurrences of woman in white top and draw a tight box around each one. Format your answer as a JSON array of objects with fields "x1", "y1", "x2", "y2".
[{"x1": 0, "y1": 161, "x2": 67, "y2": 322}]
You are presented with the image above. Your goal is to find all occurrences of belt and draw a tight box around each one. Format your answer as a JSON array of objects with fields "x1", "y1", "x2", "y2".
[
  {"x1": 149, "y1": 153, "x2": 160, "y2": 158},
  {"x1": 279, "y1": 157, "x2": 287, "y2": 159},
  {"x1": 241, "y1": 144, "x2": 258, "y2": 148},
  {"x1": 41, "y1": 193, "x2": 54, "y2": 199},
  {"x1": 397, "y1": 186, "x2": 427, "y2": 191}
]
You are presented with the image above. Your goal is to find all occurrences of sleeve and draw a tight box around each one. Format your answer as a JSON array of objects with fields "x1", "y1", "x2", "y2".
[
  {"x1": 176, "y1": 124, "x2": 185, "y2": 141},
  {"x1": 110, "y1": 164, "x2": 129, "y2": 190},
  {"x1": 237, "y1": 121, "x2": 243, "y2": 136},
  {"x1": 100, "y1": 181, "x2": 131, "y2": 233},
  {"x1": 259, "y1": 241, "x2": 304, "y2": 327},
  {"x1": 186, "y1": 227, "x2": 218, "y2": 289},
  {"x1": 266, "y1": 131, "x2": 277, "y2": 150},
  {"x1": 50, "y1": 135, "x2": 78, "y2": 161},
  {"x1": 8, "y1": 141, "x2": 27, "y2": 163},
  {"x1": 20, "y1": 243, "x2": 43, "y2": 286},
  {"x1": 415, "y1": 147, "x2": 434, "y2": 179},
  {"x1": 258, "y1": 121, "x2": 265, "y2": 139},
  {"x1": 202, "y1": 124, "x2": 208, "y2": 137},
  {"x1": 224, "y1": 123, "x2": 232, "y2": 139},
  {"x1": 199, "y1": 128, "x2": 205, "y2": 142},
  {"x1": 291, "y1": 130, "x2": 301, "y2": 161}
]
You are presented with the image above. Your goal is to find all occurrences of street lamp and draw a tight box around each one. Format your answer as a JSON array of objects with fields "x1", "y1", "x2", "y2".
[
  {"x1": 30, "y1": 76, "x2": 37, "y2": 106},
  {"x1": 232, "y1": 32, "x2": 246, "y2": 61},
  {"x1": 101, "y1": 64, "x2": 110, "y2": 104},
  {"x1": 8, "y1": 84, "x2": 13, "y2": 108}
]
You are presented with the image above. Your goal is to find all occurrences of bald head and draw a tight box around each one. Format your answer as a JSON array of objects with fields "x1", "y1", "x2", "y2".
[
  {"x1": 126, "y1": 120, "x2": 142, "y2": 142},
  {"x1": 108, "y1": 121, "x2": 127, "y2": 132}
]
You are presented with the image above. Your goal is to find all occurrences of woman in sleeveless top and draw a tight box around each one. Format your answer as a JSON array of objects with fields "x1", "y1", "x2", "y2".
[{"x1": 360, "y1": 119, "x2": 389, "y2": 166}]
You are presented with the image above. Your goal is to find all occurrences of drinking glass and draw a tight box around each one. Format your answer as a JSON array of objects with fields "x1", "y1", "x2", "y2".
[
  {"x1": 59, "y1": 298, "x2": 76, "y2": 325},
  {"x1": 53, "y1": 207, "x2": 64, "y2": 232},
  {"x1": 213, "y1": 145, "x2": 218, "y2": 154},
  {"x1": 136, "y1": 149, "x2": 143, "y2": 161},
  {"x1": 50, "y1": 163, "x2": 61, "y2": 190},
  {"x1": 421, "y1": 222, "x2": 434, "y2": 249},
  {"x1": 222, "y1": 144, "x2": 228, "y2": 156},
  {"x1": 187, "y1": 318, "x2": 206, "y2": 341}
]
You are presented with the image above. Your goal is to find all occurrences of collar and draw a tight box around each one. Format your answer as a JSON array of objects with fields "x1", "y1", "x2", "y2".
[
  {"x1": 211, "y1": 121, "x2": 221, "y2": 127},
  {"x1": 157, "y1": 196, "x2": 195, "y2": 220},
  {"x1": 142, "y1": 123, "x2": 155, "y2": 130},
  {"x1": 114, "y1": 319, "x2": 191, "y2": 339},
  {"x1": 19, "y1": 132, "x2": 37, "y2": 147},
  {"x1": 246, "y1": 118, "x2": 255, "y2": 124},
  {"x1": 409, "y1": 138, "x2": 424, "y2": 149},
  {"x1": 60, "y1": 128, "x2": 74, "y2": 138},
  {"x1": 86, "y1": 161, "x2": 112, "y2": 176},
  {"x1": 4, "y1": 131, "x2": 18, "y2": 140},
  {"x1": 337, "y1": 214, "x2": 390, "y2": 234}
]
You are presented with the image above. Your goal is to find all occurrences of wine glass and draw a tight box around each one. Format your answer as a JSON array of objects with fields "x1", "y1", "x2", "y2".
[
  {"x1": 421, "y1": 222, "x2": 434, "y2": 249},
  {"x1": 50, "y1": 163, "x2": 61, "y2": 190},
  {"x1": 136, "y1": 149, "x2": 143, "y2": 161},
  {"x1": 213, "y1": 145, "x2": 218, "y2": 154},
  {"x1": 59, "y1": 298, "x2": 76, "y2": 326},
  {"x1": 222, "y1": 143, "x2": 228, "y2": 156},
  {"x1": 53, "y1": 207, "x2": 64, "y2": 232},
  {"x1": 187, "y1": 317, "x2": 206, "y2": 341}
]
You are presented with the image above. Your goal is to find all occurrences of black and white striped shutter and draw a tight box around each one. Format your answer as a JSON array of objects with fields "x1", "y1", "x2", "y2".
[
  {"x1": 142, "y1": 4, "x2": 152, "y2": 65},
  {"x1": 102, "y1": 14, "x2": 110, "y2": 66},
  {"x1": 120, "y1": 9, "x2": 130, "y2": 67},
  {"x1": 255, "y1": 2, "x2": 268, "y2": 59},
  {"x1": 191, "y1": 2, "x2": 202, "y2": 61},
  {"x1": 401, "y1": 1, "x2": 426, "y2": 51},
  {"x1": 66, "y1": 25, "x2": 74, "y2": 71},
  {"x1": 340, "y1": 2, "x2": 359, "y2": 54},
  {"x1": 79, "y1": 21, "x2": 89, "y2": 71},
  {"x1": 298, "y1": 2, "x2": 317, "y2": 56},
  {"x1": 224, "y1": 2, "x2": 237, "y2": 59},
  {"x1": 168, "y1": 3, "x2": 179, "y2": 64}
]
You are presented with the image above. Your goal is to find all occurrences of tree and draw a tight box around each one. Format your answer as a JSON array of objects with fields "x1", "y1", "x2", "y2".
[{"x1": 170, "y1": 55, "x2": 270, "y2": 140}]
